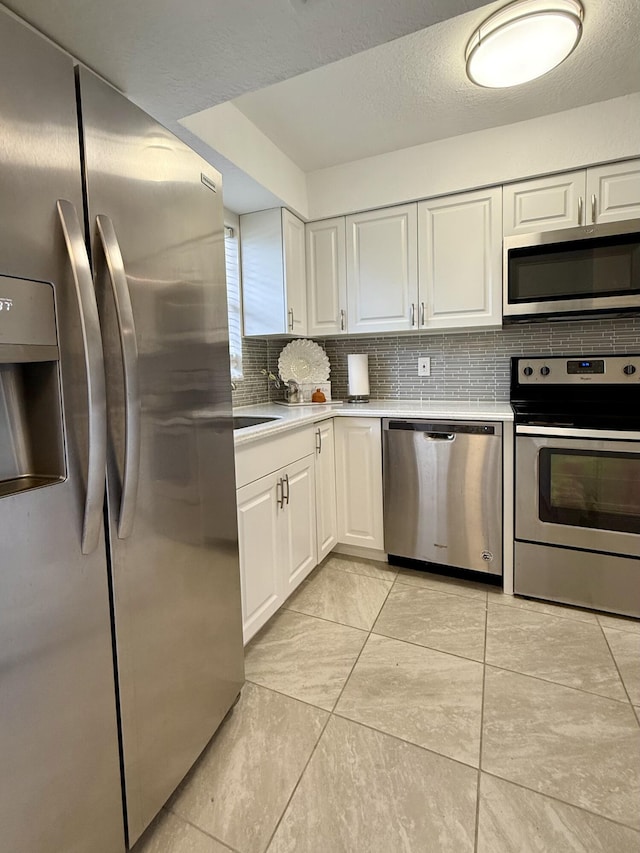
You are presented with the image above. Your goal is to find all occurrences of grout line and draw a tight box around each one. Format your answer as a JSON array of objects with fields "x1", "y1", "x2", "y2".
[
  {"x1": 369, "y1": 626, "x2": 485, "y2": 665},
  {"x1": 281, "y1": 604, "x2": 372, "y2": 633},
  {"x1": 474, "y1": 596, "x2": 490, "y2": 852},
  {"x1": 482, "y1": 661, "x2": 633, "y2": 706},
  {"x1": 258, "y1": 567, "x2": 397, "y2": 853},
  {"x1": 393, "y1": 575, "x2": 491, "y2": 601},
  {"x1": 596, "y1": 613, "x2": 640, "y2": 637},
  {"x1": 164, "y1": 807, "x2": 240, "y2": 852},
  {"x1": 243, "y1": 677, "x2": 334, "y2": 714},
  {"x1": 479, "y1": 771, "x2": 640, "y2": 836},
  {"x1": 329, "y1": 710, "x2": 481, "y2": 773},
  {"x1": 260, "y1": 708, "x2": 333, "y2": 853},
  {"x1": 488, "y1": 596, "x2": 604, "y2": 625},
  {"x1": 599, "y1": 624, "x2": 639, "y2": 719}
]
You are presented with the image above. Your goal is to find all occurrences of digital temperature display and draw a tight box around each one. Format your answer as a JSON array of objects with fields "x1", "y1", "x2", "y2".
[{"x1": 567, "y1": 360, "x2": 605, "y2": 374}]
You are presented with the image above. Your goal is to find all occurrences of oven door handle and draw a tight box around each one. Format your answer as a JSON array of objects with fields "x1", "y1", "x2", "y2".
[{"x1": 516, "y1": 424, "x2": 640, "y2": 441}]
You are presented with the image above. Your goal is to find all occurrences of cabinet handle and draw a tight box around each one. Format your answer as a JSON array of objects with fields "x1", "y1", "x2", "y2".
[
  {"x1": 340, "y1": 309, "x2": 345, "y2": 331},
  {"x1": 591, "y1": 194, "x2": 597, "y2": 223},
  {"x1": 316, "y1": 427, "x2": 322, "y2": 454},
  {"x1": 410, "y1": 303, "x2": 416, "y2": 327},
  {"x1": 420, "y1": 302, "x2": 425, "y2": 327},
  {"x1": 578, "y1": 195, "x2": 583, "y2": 225},
  {"x1": 283, "y1": 473, "x2": 290, "y2": 505},
  {"x1": 288, "y1": 308, "x2": 294, "y2": 331},
  {"x1": 276, "y1": 477, "x2": 284, "y2": 509}
]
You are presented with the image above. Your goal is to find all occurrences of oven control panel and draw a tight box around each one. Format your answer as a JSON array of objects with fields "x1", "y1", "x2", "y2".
[{"x1": 516, "y1": 355, "x2": 640, "y2": 384}]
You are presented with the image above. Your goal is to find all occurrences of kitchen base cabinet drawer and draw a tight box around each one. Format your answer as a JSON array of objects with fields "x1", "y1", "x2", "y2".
[{"x1": 235, "y1": 426, "x2": 315, "y2": 489}]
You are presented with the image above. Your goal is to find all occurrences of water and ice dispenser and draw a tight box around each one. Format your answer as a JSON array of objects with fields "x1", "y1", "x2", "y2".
[{"x1": 0, "y1": 275, "x2": 65, "y2": 497}]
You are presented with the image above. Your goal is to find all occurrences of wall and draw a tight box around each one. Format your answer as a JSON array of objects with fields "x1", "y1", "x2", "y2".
[
  {"x1": 307, "y1": 94, "x2": 640, "y2": 219},
  {"x1": 232, "y1": 316, "x2": 640, "y2": 406}
]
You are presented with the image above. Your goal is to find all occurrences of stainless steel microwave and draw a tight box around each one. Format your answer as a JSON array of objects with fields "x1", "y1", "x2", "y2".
[{"x1": 503, "y1": 218, "x2": 640, "y2": 323}]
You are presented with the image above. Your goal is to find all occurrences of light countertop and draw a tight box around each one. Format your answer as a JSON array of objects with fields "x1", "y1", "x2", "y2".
[{"x1": 233, "y1": 399, "x2": 513, "y2": 446}]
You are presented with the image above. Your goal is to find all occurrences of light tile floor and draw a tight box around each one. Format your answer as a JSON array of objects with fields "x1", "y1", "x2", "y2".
[{"x1": 133, "y1": 554, "x2": 640, "y2": 853}]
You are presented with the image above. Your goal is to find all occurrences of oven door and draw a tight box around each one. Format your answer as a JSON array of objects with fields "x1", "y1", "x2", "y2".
[{"x1": 515, "y1": 426, "x2": 640, "y2": 558}]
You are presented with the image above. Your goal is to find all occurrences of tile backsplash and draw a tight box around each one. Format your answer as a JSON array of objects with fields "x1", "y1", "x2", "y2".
[{"x1": 232, "y1": 317, "x2": 640, "y2": 406}]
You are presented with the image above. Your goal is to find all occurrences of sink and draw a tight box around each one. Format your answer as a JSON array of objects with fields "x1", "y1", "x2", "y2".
[{"x1": 232, "y1": 416, "x2": 280, "y2": 430}]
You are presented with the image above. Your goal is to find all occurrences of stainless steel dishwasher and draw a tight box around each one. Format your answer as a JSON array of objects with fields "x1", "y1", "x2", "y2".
[{"x1": 383, "y1": 419, "x2": 503, "y2": 575}]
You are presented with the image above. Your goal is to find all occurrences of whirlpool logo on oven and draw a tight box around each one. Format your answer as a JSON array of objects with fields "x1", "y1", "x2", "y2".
[{"x1": 0, "y1": 297, "x2": 13, "y2": 311}]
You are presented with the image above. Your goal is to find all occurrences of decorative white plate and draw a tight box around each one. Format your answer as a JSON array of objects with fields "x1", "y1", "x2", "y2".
[{"x1": 278, "y1": 339, "x2": 331, "y2": 383}]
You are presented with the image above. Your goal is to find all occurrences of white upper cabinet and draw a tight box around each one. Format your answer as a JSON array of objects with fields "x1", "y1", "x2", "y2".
[
  {"x1": 418, "y1": 187, "x2": 502, "y2": 329},
  {"x1": 240, "y1": 207, "x2": 307, "y2": 336},
  {"x1": 282, "y1": 209, "x2": 308, "y2": 335},
  {"x1": 346, "y1": 204, "x2": 418, "y2": 334},
  {"x1": 503, "y1": 171, "x2": 584, "y2": 235},
  {"x1": 503, "y1": 159, "x2": 640, "y2": 235},
  {"x1": 306, "y1": 217, "x2": 347, "y2": 336},
  {"x1": 586, "y1": 161, "x2": 640, "y2": 225}
]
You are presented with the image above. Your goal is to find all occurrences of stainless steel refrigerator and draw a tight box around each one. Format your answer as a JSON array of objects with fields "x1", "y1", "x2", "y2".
[{"x1": 0, "y1": 9, "x2": 245, "y2": 851}]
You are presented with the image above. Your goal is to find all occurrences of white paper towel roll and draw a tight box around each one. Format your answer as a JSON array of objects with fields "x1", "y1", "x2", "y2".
[{"x1": 347, "y1": 354, "x2": 370, "y2": 398}]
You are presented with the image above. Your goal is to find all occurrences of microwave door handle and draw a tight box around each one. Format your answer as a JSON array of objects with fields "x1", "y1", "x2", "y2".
[
  {"x1": 57, "y1": 199, "x2": 107, "y2": 555},
  {"x1": 96, "y1": 214, "x2": 140, "y2": 540}
]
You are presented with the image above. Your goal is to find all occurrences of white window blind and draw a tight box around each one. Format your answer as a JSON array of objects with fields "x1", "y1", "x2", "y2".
[{"x1": 225, "y1": 225, "x2": 243, "y2": 381}]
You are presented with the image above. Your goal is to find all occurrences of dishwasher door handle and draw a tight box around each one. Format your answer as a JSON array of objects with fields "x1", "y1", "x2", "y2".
[{"x1": 423, "y1": 433, "x2": 455, "y2": 441}]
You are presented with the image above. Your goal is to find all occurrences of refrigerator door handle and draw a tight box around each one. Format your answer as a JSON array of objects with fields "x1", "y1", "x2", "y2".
[
  {"x1": 95, "y1": 214, "x2": 141, "y2": 539},
  {"x1": 56, "y1": 199, "x2": 107, "y2": 555}
]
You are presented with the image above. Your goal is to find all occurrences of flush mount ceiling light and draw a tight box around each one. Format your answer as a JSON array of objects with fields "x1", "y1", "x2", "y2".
[{"x1": 465, "y1": 0, "x2": 583, "y2": 88}]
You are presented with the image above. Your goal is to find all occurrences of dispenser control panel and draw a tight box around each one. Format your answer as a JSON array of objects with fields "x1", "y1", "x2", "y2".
[{"x1": 0, "y1": 275, "x2": 58, "y2": 351}]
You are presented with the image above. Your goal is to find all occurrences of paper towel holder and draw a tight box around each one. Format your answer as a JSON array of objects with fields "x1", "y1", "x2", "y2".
[{"x1": 347, "y1": 353, "x2": 370, "y2": 404}]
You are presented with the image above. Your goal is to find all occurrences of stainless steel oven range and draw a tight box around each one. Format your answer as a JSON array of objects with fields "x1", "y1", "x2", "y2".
[{"x1": 511, "y1": 354, "x2": 640, "y2": 618}]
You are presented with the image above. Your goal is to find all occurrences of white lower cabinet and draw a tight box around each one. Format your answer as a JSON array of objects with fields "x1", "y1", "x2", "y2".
[
  {"x1": 281, "y1": 455, "x2": 317, "y2": 595},
  {"x1": 237, "y1": 453, "x2": 317, "y2": 644},
  {"x1": 314, "y1": 420, "x2": 338, "y2": 562},
  {"x1": 334, "y1": 417, "x2": 384, "y2": 550},
  {"x1": 236, "y1": 471, "x2": 281, "y2": 641}
]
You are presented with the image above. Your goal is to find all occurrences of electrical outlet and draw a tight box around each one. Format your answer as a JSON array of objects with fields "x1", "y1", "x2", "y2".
[{"x1": 418, "y1": 357, "x2": 431, "y2": 377}]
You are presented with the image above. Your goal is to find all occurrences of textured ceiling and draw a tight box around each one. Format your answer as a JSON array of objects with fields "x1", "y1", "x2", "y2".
[
  {"x1": 1, "y1": 0, "x2": 489, "y2": 123},
  {"x1": 3, "y1": 0, "x2": 639, "y2": 212},
  {"x1": 231, "y1": 0, "x2": 640, "y2": 171}
]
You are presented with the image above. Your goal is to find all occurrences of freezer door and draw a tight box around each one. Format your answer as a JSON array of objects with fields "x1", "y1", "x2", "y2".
[
  {"x1": 77, "y1": 68, "x2": 245, "y2": 844},
  {"x1": 0, "y1": 12, "x2": 125, "y2": 853}
]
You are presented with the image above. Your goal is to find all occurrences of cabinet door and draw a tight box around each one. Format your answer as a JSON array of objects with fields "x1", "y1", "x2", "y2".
[
  {"x1": 314, "y1": 420, "x2": 338, "y2": 562},
  {"x1": 586, "y1": 160, "x2": 640, "y2": 225},
  {"x1": 418, "y1": 187, "x2": 502, "y2": 329},
  {"x1": 236, "y1": 472, "x2": 282, "y2": 643},
  {"x1": 306, "y1": 218, "x2": 347, "y2": 336},
  {"x1": 346, "y1": 205, "x2": 418, "y2": 333},
  {"x1": 282, "y1": 208, "x2": 307, "y2": 336},
  {"x1": 335, "y1": 418, "x2": 384, "y2": 550},
  {"x1": 240, "y1": 208, "x2": 286, "y2": 336},
  {"x1": 503, "y1": 171, "x2": 585, "y2": 236},
  {"x1": 282, "y1": 455, "x2": 318, "y2": 594}
]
